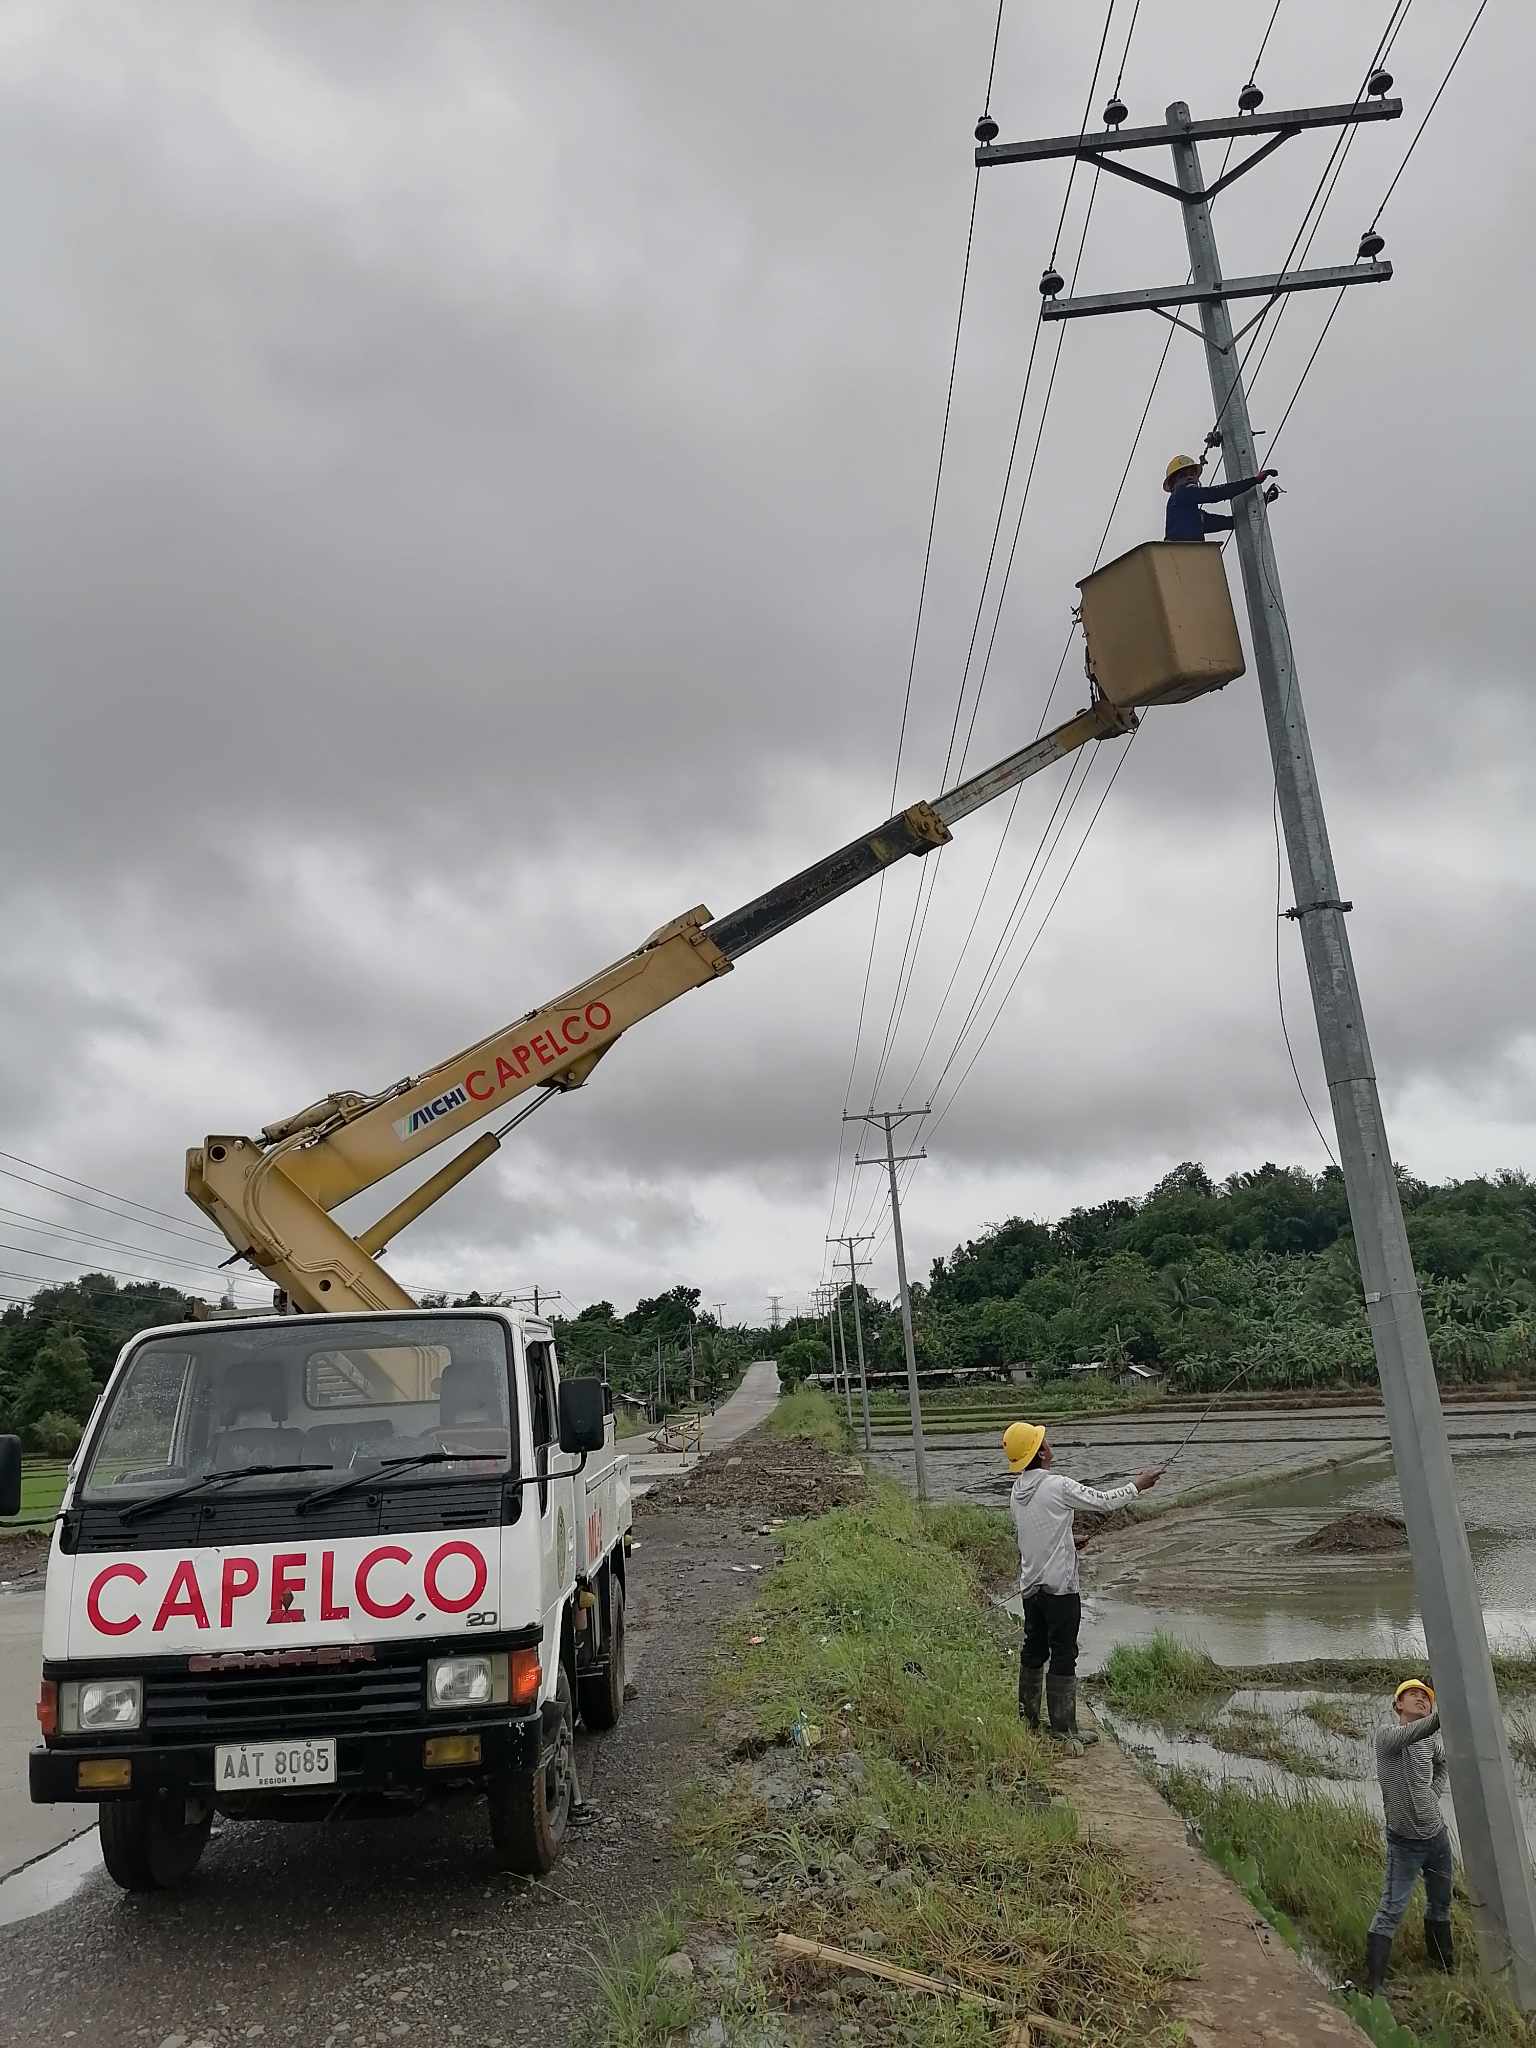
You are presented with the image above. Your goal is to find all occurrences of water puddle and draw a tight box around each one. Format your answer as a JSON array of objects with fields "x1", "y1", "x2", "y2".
[{"x1": 0, "y1": 1827, "x2": 100, "y2": 1929}]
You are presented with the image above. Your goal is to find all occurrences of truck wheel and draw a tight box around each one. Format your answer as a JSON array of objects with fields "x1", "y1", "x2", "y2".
[
  {"x1": 98, "y1": 1794, "x2": 212, "y2": 1892},
  {"x1": 578, "y1": 1574, "x2": 625, "y2": 1731},
  {"x1": 486, "y1": 1663, "x2": 574, "y2": 1875}
]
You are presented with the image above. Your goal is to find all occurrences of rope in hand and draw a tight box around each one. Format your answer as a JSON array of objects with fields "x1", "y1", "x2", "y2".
[{"x1": 1155, "y1": 1361, "x2": 1256, "y2": 1476}]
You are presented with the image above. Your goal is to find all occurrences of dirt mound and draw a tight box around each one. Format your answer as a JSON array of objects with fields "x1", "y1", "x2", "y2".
[
  {"x1": 638, "y1": 1430, "x2": 864, "y2": 1521},
  {"x1": 1295, "y1": 1511, "x2": 1408, "y2": 1554}
]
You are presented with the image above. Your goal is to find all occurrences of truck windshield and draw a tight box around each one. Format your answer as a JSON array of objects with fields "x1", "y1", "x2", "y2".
[{"x1": 78, "y1": 1316, "x2": 514, "y2": 1505}]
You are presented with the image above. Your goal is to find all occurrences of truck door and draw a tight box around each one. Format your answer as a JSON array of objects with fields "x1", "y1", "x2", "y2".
[{"x1": 524, "y1": 1338, "x2": 570, "y2": 1676}]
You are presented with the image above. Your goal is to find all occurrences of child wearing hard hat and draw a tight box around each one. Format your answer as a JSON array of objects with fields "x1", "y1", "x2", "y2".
[
  {"x1": 1003, "y1": 1422, "x2": 1161, "y2": 1750},
  {"x1": 1163, "y1": 452, "x2": 1277, "y2": 540},
  {"x1": 1364, "y1": 1677, "x2": 1454, "y2": 1996}
]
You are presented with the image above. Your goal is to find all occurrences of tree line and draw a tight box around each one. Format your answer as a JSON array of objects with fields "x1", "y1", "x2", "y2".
[
  {"x1": 775, "y1": 1163, "x2": 1536, "y2": 1394},
  {"x1": 4, "y1": 1162, "x2": 1531, "y2": 1451}
]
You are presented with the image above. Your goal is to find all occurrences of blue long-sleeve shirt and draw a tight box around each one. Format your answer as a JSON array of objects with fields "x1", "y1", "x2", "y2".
[{"x1": 1165, "y1": 475, "x2": 1263, "y2": 541}]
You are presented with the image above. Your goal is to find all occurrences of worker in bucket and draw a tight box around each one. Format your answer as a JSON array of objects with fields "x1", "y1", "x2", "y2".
[
  {"x1": 1365, "y1": 1678, "x2": 1454, "y2": 1996},
  {"x1": 1004, "y1": 1422, "x2": 1161, "y2": 1750},
  {"x1": 1163, "y1": 452, "x2": 1277, "y2": 539}
]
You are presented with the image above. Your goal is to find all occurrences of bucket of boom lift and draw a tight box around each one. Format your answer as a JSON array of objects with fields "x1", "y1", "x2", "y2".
[{"x1": 1077, "y1": 541, "x2": 1245, "y2": 710}]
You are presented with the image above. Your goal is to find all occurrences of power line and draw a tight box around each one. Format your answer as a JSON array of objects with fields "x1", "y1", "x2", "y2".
[
  {"x1": 0, "y1": 1162, "x2": 226, "y2": 1247},
  {"x1": 820, "y1": 0, "x2": 1012, "y2": 1285},
  {"x1": 0, "y1": 1205, "x2": 270, "y2": 1289},
  {"x1": 0, "y1": 1246, "x2": 241, "y2": 1296},
  {"x1": 0, "y1": 1147, "x2": 223, "y2": 1237},
  {"x1": 1370, "y1": 0, "x2": 1488, "y2": 229},
  {"x1": 865, "y1": 0, "x2": 1126, "y2": 1108}
]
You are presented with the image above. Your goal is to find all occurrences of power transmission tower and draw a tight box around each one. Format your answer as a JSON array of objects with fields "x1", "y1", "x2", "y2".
[
  {"x1": 510, "y1": 1286, "x2": 562, "y2": 1317},
  {"x1": 980, "y1": 88, "x2": 1536, "y2": 2000},
  {"x1": 767, "y1": 1293, "x2": 783, "y2": 1331},
  {"x1": 827, "y1": 1234, "x2": 873, "y2": 1449},
  {"x1": 848, "y1": 1108, "x2": 930, "y2": 1502},
  {"x1": 712, "y1": 1301, "x2": 727, "y2": 1327}
]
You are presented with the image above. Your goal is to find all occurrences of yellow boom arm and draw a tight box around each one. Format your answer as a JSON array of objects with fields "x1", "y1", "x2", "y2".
[{"x1": 188, "y1": 695, "x2": 1130, "y2": 1311}]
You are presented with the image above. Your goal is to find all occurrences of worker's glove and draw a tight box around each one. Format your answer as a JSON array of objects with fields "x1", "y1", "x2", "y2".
[{"x1": 1259, "y1": 468, "x2": 1278, "y2": 482}]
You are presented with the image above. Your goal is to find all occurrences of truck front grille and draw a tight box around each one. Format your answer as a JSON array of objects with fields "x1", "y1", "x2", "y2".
[{"x1": 143, "y1": 1661, "x2": 424, "y2": 1738}]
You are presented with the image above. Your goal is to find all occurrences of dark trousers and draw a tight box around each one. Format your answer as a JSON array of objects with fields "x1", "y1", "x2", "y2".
[{"x1": 1020, "y1": 1588, "x2": 1081, "y2": 1687}]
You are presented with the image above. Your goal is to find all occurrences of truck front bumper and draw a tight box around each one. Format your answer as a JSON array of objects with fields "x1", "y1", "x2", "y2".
[{"x1": 31, "y1": 1715, "x2": 545, "y2": 1805}]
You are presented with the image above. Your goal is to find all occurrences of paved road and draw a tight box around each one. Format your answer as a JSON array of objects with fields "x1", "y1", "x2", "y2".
[
  {"x1": 625, "y1": 1358, "x2": 780, "y2": 1495},
  {"x1": 0, "y1": 1554, "x2": 92, "y2": 1877},
  {"x1": 0, "y1": 1506, "x2": 776, "y2": 2044}
]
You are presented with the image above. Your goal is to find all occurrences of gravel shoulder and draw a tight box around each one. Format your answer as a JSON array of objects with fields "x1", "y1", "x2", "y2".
[{"x1": 0, "y1": 1501, "x2": 777, "y2": 2048}]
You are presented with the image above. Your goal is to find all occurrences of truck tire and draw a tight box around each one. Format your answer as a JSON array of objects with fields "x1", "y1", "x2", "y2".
[
  {"x1": 578, "y1": 1574, "x2": 625, "y2": 1731},
  {"x1": 486, "y1": 1663, "x2": 574, "y2": 1875},
  {"x1": 98, "y1": 1794, "x2": 212, "y2": 1892}
]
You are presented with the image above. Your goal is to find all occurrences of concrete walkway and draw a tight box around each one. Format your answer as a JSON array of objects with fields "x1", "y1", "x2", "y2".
[{"x1": 627, "y1": 1359, "x2": 780, "y2": 1496}]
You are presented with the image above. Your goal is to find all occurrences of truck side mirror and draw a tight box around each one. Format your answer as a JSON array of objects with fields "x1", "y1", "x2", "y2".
[
  {"x1": 557, "y1": 1379, "x2": 606, "y2": 1457},
  {"x1": 0, "y1": 1435, "x2": 22, "y2": 1520}
]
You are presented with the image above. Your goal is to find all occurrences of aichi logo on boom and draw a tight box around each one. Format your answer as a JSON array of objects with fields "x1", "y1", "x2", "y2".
[{"x1": 392, "y1": 1084, "x2": 470, "y2": 1141}]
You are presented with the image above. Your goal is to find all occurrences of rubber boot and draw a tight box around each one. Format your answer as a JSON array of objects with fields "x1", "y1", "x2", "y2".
[
  {"x1": 1364, "y1": 1930, "x2": 1393, "y2": 1995},
  {"x1": 1424, "y1": 1917, "x2": 1455, "y2": 1973},
  {"x1": 1045, "y1": 1676, "x2": 1098, "y2": 1748},
  {"x1": 1018, "y1": 1662, "x2": 1046, "y2": 1729}
]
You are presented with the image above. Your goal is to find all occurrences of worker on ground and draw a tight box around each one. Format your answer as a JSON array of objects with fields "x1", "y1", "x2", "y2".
[
  {"x1": 1004, "y1": 1422, "x2": 1160, "y2": 1750},
  {"x1": 1365, "y1": 1678, "x2": 1454, "y2": 1996},
  {"x1": 1163, "y1": 452, "x2": 1277, "y2": 539}
]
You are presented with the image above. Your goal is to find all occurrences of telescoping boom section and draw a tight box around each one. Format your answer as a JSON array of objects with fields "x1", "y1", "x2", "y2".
[{"x1": 189, "y1": 694, "x2": 1134, "y2": 1314}]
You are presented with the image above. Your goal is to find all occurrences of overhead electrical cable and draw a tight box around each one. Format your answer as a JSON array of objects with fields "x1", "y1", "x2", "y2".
[
  {"x1": 819, "y1": 0, "x2": 1011, "y2": 1281},
  {"x1": 863, "y1": 0, "x2": 1125, "y2": 1111}
]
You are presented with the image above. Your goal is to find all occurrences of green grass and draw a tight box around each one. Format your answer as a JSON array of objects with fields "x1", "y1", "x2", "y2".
[
  {"x1": 922, "y1": 1501, "x2": 1018, "y2": 1586},
  {"x1": 1163, "y1": 1774, "x2": 1533, "y2": 2048},
  {"x1": 1097, "y1": 1633, "x2": 1229, "y2": 1719},
  {"x1": 1219, "y1": 1653, "x2": 1536, "y2": 1696},
  {"x1": 595, "y1": 1479, "x2": 1174, "y2": 2045},
  {"x1": 1303, "y1": 1696, "x2": 1372, "y2": 1739},
  {"x1": 1, "y1": 1458, "x2": 68, "y2": 1533},
  {"x1": 763, "y1": 1384, "x2": 846, "y2": 1451},
  {"x1": 1206, "y1": 1716, "x2": 1347, "y2": 1778}
]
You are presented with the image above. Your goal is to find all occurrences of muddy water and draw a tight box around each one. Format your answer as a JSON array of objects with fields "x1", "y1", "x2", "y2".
[
  {"x1": 870, "y1": 1400, "x2": 1536, "y2": 1664},
  {"x1": 1102, "y1": 1686, "x2": 1536, "y2": 1852}
]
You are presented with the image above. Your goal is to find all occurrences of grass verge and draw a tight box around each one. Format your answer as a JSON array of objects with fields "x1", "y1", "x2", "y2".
[
  {"x1": 1, "y1": 1458, "x2": 67, "y2": 1534},
  {"x1": 1220, "y1": 1654, "x2": 1536, "y2": 1696},
  {"x1": 1163, "y1": 1772, "x2": 1533, "y2": 2048},
  {"x1": 1206, "y1": 1714, "x2": 1347, "y2": 1778},
  {"x1": 763, "y1": 1385, "x2": 846, "y2": 1452},
  {"x1": 593, "y1": 1478, "x2": 1179, "y2": 2046},
  {"x1": 1097, "y1": 1633, "x2": 1228, "y2": 1719}
]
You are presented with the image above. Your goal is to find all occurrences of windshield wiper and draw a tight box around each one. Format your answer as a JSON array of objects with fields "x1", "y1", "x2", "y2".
[
  {"x1": 119, "y1": 1463, "x2": 332, "y2": 1524},
  {"x1": 295, "y1": 1452, "x2": 497, "y2": 1515}
]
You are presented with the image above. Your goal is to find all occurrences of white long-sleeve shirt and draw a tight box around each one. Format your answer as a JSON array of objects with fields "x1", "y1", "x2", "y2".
[{"x1": 1010, "y1": 1469, "x2": 1139, "y2": 1595}]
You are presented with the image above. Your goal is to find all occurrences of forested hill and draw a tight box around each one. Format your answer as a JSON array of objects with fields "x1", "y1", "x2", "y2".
[{"x1": 916, "y1": 1162, "x2": 1536, "y2": 1390}]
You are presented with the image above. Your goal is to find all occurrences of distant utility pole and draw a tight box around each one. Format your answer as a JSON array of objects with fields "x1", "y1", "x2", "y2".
[
  {"x1": 827, "y1": 1234, "x2": 873, "y2": 1450},
  {"x1": 848, "y1": 1108, "x2": 930, "y2": 1503},
  {"x1": 510, "y1": 1286, "x2": 562, "y2": 1317},
  {"x1": 817, "y1": 1279, "x2": 850, "y2": 1413},
  {"x1": 980, "y1": 86, "x2": 1536, "y2": 2000},
  {"x1": 831, "y1": 1282, "x2": 854, "y2": 1430},
  {"x1": 712, "y1": 1302, "x2": 727, "y2": 1328}
]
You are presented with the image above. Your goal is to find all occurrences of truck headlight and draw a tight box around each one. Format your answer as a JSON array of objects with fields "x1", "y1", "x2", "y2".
[
  {"x1": 428, "y1": 1654, "x2": 508, "y2": 1710},
  {"x1": 59, "y1": 1678, "x2": 142, "y2": 1733}
]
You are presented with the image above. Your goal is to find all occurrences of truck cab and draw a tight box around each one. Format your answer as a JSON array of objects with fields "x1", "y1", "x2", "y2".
[{"x1": 20, "y1": 1307, "x2": 631, "y2": 1890}]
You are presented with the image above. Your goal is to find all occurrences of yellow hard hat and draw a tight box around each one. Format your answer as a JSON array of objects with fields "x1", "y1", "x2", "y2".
[
  {"x1": 1003, "y1": 1421, "x2": 1047, "y2": 1473},
  {"x1": 1394, "y1": 1678, "x2": 1435, "y2": 1706},
  {"x1": 1164, "y1": 453, "x2": 1202, "y2": 489}
]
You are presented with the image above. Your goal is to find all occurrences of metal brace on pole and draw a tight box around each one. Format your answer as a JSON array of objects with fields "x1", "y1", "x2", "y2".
[{"x1": 979, "y1": 85, "x2": 1536, "y2": 2003}]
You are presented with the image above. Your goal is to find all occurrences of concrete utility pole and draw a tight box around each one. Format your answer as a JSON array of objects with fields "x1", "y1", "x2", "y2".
[
  {"x1": 980, "y1": 88, "x2": 1536, "y2": 2000},
  {"x1": 827, "y1": 1234, "x2": 873, "y2": 1449},
  {"x1": 831, "y1": 1282, "x2": 854, "y2": 1428},
  {"x1": 511, "y1": 1286, "x2": 561, "y2": 1317},
  {"x1": 848, "y1": 1109, "x2": 930, "y2": 1503}
]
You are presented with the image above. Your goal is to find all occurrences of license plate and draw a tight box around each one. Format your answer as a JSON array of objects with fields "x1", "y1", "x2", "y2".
[{"x1": 215, "y1": 1737, "x2": 337, "y2": 1792}]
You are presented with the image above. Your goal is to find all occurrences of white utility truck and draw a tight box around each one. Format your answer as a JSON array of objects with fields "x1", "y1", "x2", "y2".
[{"x1": 12, "y1": 1307, "x2": 629, "y2": 1890}]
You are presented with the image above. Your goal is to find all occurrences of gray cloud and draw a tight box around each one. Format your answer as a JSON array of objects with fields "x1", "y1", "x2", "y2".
[{"x1": 2, "y1": 0, "x2": 1532, "y2": 1318}]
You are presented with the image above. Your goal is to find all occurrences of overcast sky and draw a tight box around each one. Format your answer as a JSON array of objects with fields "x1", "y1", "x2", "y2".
[{"x1": 3, "y1": 0, "x2": 1532, "y2": 1327}]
